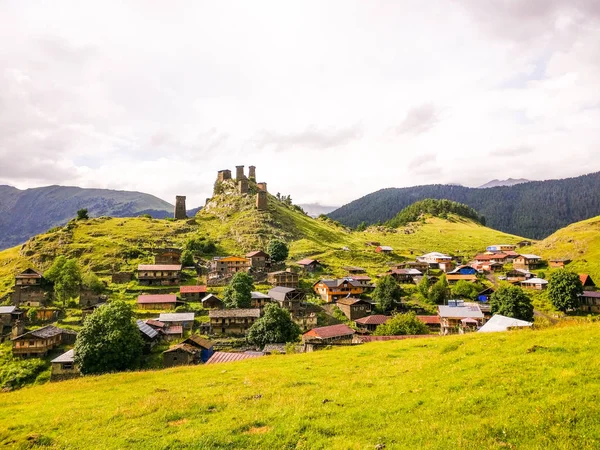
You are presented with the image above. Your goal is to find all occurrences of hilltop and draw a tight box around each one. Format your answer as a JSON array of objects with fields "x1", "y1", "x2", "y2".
[
  {"x1": 328, "y1": 171, "x2": 600, "y2": 239},
  {"x1": 1, "y1": 323, "x2": 599, "y2": 448},
  {"x1": 0, "y1": 185, "x2": 177, "y2": 251},
  {"x1": 478, "y1": 178, "x2": 530, "y2": 189}
]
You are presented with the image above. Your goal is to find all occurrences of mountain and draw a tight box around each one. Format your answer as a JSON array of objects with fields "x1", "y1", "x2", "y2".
[
  {"x1": 0, "y1": 185, "x2": 175, "y2": 250},
  {"x1": 478, "y1": 178, "x2": 530, "y2": 188},
  {"x1": 1, "y1": 322, "x2": 598, "y2": 448},
  {"x1": 297, "y1": 203, "x2": 339, "y2": 217},
  {"x1": 328, "y1": 172, "x2": 600, "y2": 239}
]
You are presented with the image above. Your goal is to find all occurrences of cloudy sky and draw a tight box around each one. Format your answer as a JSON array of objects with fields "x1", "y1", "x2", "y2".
[{"x1": 1, "y1": 1, "x2": 599, "y2": 208}]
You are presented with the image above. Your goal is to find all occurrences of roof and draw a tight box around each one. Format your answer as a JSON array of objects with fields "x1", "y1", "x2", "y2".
[
  {"x1": 297, "y1": 258, "x2": 319, "y2": 266},
  {"x1": 145, "y1": 319, "x2": 166, "y2": 328},
  {"x1": 343, "y1": 266, "x2": 365, "y2": 272},
  {"x1": 16, "y1": 268, "x2": 42, "y2": 278},
  {"x1": 378, "y1": 246, "x2": 394, "y2": 251},
  {"x1": 417, "y1": 315, "x2": 441, "y2": 325},
  {"x1": 580, "y1": 274, "x2": 595, "y2": 286},
  {"x1": 521, "y1": 277, "x2": 548, "y2": 285},
  {"x1": 164, "y1": 325, "x2": 183, "y2": 335},
  {"x1": 438, "y1": 304, "x2": 484, "y2": 319},
  {"x1": 12, "y1": 325, "x2": 67, "y2": 341},
  {"x1": 51, "y1": 349, "x2": 75, "y2": 364},
  {"x1": 359, "y1": 335, "x2": 435, "y2": 342},
  {"x1": 268, "y1": 270, "x2": 297, "y2": 276},
  {"x1": 202, "y1": 294, "x2": 222, "y2": 302},
  {"x1": 206, "y1": 351, "x2": 264, "y2": 364},
  {"x1": 246, "y1": 251, "x2": 269, "y2": 258},
  {"x1": 217, "y1": 256, "x2": 249, "y2": 263},
  {"x1": 138, "y1": 264, "x2": 182, "y2": 271},
  {"x1": 209, "y1": 309, "x2": 261, "y2": 318},
  {"x1": 316, "y1": 279, "x2": 360, "y2": 289},
  {"x1": 303, "y1": 324, "x2": 355, "y2": 340},
  {"x1": 268, "y1": 287, "x2": 298, "y2": 301},
  {"x1": 137, "y1": 294, "x2": 177, "y2": 304},
  {"x1": 348, "y1": 275, "x2": 371, "y2": 280},
  {"x1": 446, "y1": 274, "x2": 478, "y2": 281},
  {"x1": 184, "y1": 335, "x2": 214, "y2": 349},
  {"x1": 420, "y1": 252, "x2": 452, "y2": 259},
  {"x1": 163, "y1": 343, "x2": 200, "y2": 355},
  {"x1": 355, "y1": 315, "x2": 389, "y2": 325},
  {"x1": 478, "y1": 314, "x2": 532, "y2": 332},
  {"x1": 0, "y1": 306, "x2": 17, "y2": 314},
  {"x1": 136, "y1": 320, "x2": 159, "y2": 339},
  {"x1": 519, "y1": 254, "x2": 541, "y2": 260},
  {"x1": 262, "y1": 343, "x2": 287, "y2": 353},
  {"x1": 581, "y1": 291, "x2": 600, "y2": 298},
  {"x1": 337, "y1": 297, "x2": 370, "y2": 306},
  {"x1": 251, "y1": 291, "x2": 272, "y2": 299},
  {"x1": 391, "y1": 268, "x2": 422, "y2": 276},
  {"x1": 180, "y1": 285, "x2": 207, "y2": 294},
  {"x1": 158, "y1": 313, "x2": 195, "y2": 322}
]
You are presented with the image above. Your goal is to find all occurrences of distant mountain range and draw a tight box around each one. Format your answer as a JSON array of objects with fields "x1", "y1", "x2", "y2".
[
  {"x1": 298, "y1": 203, "x2": 339, "y2": 217},
  {"x1": 478, "y1": 178, "x2": 531, "y2": 189},
  {"x1": 0, "y1": 185, "x2": 199, "y2": 250},
  {"x1": 328, "y1": 172, "x2": 600, "y2": 239}
]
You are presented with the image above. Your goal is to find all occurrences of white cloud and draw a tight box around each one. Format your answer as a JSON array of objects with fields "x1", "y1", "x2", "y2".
[{"x1": 1, "y1": 0, "x2": 599, "y2": 207}]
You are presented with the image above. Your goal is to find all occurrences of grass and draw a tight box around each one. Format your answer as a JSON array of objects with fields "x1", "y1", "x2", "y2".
[{"x1": 1, "y1": 323, "x2": 600, "y2": 448}]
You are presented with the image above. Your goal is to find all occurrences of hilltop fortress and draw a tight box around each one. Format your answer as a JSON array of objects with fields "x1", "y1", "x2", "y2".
[{"x1": 215, "y1": 165, "x2": 268, "y2": 211}]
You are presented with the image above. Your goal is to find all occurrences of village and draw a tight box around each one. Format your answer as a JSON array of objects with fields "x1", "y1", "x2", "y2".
[{"x1": 1, "y1": 165, "x2": 598, "y2": 385}]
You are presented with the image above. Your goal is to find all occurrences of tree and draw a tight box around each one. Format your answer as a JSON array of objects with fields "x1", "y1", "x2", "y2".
[
  {"x1": 373, "y1": 312, "x2": 429, "y2": 336},
  {"x1": 489, "y1": 285, "x2": 534, "y2": 321},
  {"x1": 44, "y1": 256, "x2": 82, "y2": 307},
  {"x1": 82, "y1": 271, "x2": 104, "y2": 294},
  {"x1": 74, "y1": 301, "x2": 144, "y2": 375},
  {"x1": 356, "y1": 221, "x2": 367, "y2": 232},
  {"x1": 372, "y1": 275, "x2": 403, "y2": 312},
  {"x1": 181, "y1": 249, "x2": 195, "y2": 266},
  {"x1": 417, "y1": 275, "x2": 430, "y2": 299},
  {"x1": 451, "y1": 280, "x2": 477, "y2": 300},
  {"x1": 429, "y1": 275, "x2": 449, "y2": 304},
  {"x1": 268, "y1": 240, "x2": 289, "y2": 263},
  {"x1": 548, "y1": 270, "x2": 583, "y2": 312},
  {"x1": 76, "y1": 208, "x2": 89, "y2": 220},
  {"x1": 247, "y1": 303, "x2": 301, "y2": 348},
  {"x1": 222, "y1": 272, "x2": 254, "y2": 308}
]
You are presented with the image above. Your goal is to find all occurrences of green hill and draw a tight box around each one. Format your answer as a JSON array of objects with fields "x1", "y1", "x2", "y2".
[{"x1": 1, "y1": 323, "x2": 599, "y2": 449}]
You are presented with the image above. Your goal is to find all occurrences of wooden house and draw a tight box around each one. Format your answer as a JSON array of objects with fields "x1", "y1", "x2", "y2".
[
  {"x1": 486, "y1": 244, "x2": 517, "y2": 253},
  {"x1": 137, "y1": 294, "x2": 178, "y2": 310},
  {"x1": 50, "y1": 349, "x2": 80, "y2": 381},
  {"x1": 343, "y1": 266, "x2": 367, "y2": 275},
  {"x1": 11, "y1": 283, "x2": 47, "y2": 307},
  {"x1": 11, "y1": 324, "x2": 75, "y2": 357},
  {"x1": 179, "y1": 285, "x2": 207, "y2": 301},
  {"x1": 579, "y1": 274, "x2": 596, "y2": 291},
  {"x1": 158, "y1": 313, "x2": 195, "y2": 331},
  {"x1": 251, "y1": 291, "x2": 272, "y2": 308},
  {"x1": 154, "y1": 248, "x2": 182, "y2": 265},
  {"x1": 336, "y1": 298, "x2": 372, "y2": 321},
  {"x1": 162, "y1": 344, "x2": 202, "y2": 368},
  {"x1": 313, "y1": 279, "x2": 364, "y2": 303},
  {"x1": 210, "y1": 256, "x2": 251, "y2": 276},
  {"x1": 549, "y1": 259, "x2": 571, "y2": 268},
  {"x1": 438, "y1": 301, "x2": 484, "y2": 335},
  {"x1": 505, "y1": 269, "x2": 533, "y2": 282},
  {"x1": 136, "y1": 320, "x2": 160, "y2": 350},
  {"x1": 208, "y1": 309, "x2": 261, "y2": 335},
  {"x1": 520, "y1": 277, "x2": 548, "y2": 290},
  {"x1": 388, "y1": 268, "x2": 422, "y2": 284},
  {"x1": 416, "y1": 315, "x2": 441, "y2": 333},
  {"x1": 296, "y1": 259, "x2": 321, "y2": 272},
  {"x1": 137, "y1": 264, "x2": 181, "y2": 286},
  {"x1": 181, "y1": 335, "x2": 215, "y2": 363},
  {"x1": 579, "y1": 291, "x2": 600, "y2": 313},
  {"x1": 417, "y1": 252, "x2": 455, "y2": 272},
  {"x1": 246, "y1": 251, "x2": 270, "y2": 270},
  {"x1": 15, "y1": 268, "x2": 43, "y2": 286},
  {"x1": 376, "y1": 246, "x2": 394, "y2": 254},
  {"x1": 267, "y1": 270, "x2": 299, "y2": 288},
  {"x1": 513, "y1": 254, "x2": 543, "y2": 271},
  {"x1": 302, "y1": 324, "x2": 356, "y2": 352},
  {"x1": 345, "y1": 275, "x2": 373, "y2": 289},
  {"x1": 268, "y1": 287, "x2": 306, "y2": 318},
  {"x1": 201, "y1": 294, "x2": 224, "y2": 309},
  {"x1": 446, "y1": 274, "x2": 478, "y2": 284},
  {"x1": 0, "y1": 306, "x2": 22, "y2": 328},
  {"x1": 354, "y1": 314, "x2": 389, "y2": 332}
]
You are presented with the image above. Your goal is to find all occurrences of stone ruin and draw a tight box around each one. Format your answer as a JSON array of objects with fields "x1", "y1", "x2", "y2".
[
  {"x1": 174, "y1": 195, "x2": 187, "y2": 220},
  {"x1": 214, "y1": 165, "x2": 269, "y2": 210}
]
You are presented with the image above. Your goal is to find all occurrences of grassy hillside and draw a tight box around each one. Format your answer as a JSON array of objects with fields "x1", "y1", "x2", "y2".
[
  {"x1": 526, "y1": 215, "x2": 600, "y2": 282},
  {"x1": 1, "y1": 323, "x2": 599, "y2": 449}
]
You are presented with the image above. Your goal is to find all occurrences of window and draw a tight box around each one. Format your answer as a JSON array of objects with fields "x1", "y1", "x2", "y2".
[{"x1": 63, "y1": 363, "x2": 73, "y2": 370}]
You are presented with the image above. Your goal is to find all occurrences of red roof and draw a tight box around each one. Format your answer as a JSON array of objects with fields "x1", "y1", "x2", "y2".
[
  {"x1": 303, "y1": 324, "x2": 355, "y2": 340},
  {"x1": 359, "y1": 335, "x2": 435, "y2": 342},
  {"x1": 138, "y1": 264, "x2": 182, "y2": 271},
  {"x1": 297, "y1": 258, "x2": 318, "y2": 266},
  {"x1": 165, "y1": 325, "x2": 183, "y2": 335},
  {"x1": 180, "y1": 285, "x2": 207, "y2": 294},
  {"x1": 246, "y1": 251, "x2": 269, "y2": 258},
  {"x1": 355, "y1": 315, "x2": 389, "y2": 325},
  {"x1": 145, "y1": 319, "x2": 166, "y2": 328},
  {"x1": 417, "y1": 315, "x2": 441, "y2": 325},
  {"x1": 137, "y1": 294, "x2": 177, "y2": 304},
  {"x1": 206, "y1": 351, "x2": 264, "y2": 364}
]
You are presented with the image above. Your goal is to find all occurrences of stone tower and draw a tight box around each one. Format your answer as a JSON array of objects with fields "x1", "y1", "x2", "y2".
[
  {"x1": 175, "y1": 196, "x2": 187, "y2": 220},
  {"x1": 217, "y1": 169, "x2": 231, "y2": 182},
  {"x1": 256, "y1": 191, "x2": 267, "y2": 210},
  {"x1": 236, "y1": 165, "x2": 245, "y2": 181},
  {"x1": 257, "y1": 182, "x2": 267, "y2": 192},
  {"x1": 238, "y1": 178, "x2": 249, "y2": 195},
  {"x1": 248, "y1": 165, "x2": 256, "y2": 180}
]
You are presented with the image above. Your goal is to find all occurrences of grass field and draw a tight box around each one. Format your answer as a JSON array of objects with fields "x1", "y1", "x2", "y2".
[{"x1": 1, "y1": 322, "x2": 599, "y2": 449}]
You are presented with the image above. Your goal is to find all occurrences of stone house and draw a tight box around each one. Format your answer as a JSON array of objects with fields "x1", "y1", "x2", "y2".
[
  {"x1": 79, "y1": 289, "x2": 103, "y2": 308},
  {"x1": 296, "y1": 259, "x2": 321, "y2": 272},
  {"x1": 51, "y1": 349, "x2": 80, "y2": 381},
  {"x1": 179, "y1": 285, "x2": 207, "y2": 301},
  {"x1": 267, "y1": 270, "x2": 299, "y2": 288},
  {"x1": 11, "y1": 324, "x2": 76, "y2": 357},
  {"x1": 137, "y1": 294, "x2": 178, "y2": 310},
  {"x1": 208, "y1": 309, "x2": 261, "y2": 335},
  {"x1": 111, "y1": 272, "x2": 133, "y2": 284},
  {"x1": 313, "y1": 279, "x2": 364, "y2": 303},
  {"x1": 268, "y1": 287, "x2": 306, "y2": 319},
  {"x1": 137, "y1": 264, "x2": 181, "y2": 286},
  {"x1": 201, "y1": 294, "x2": 224, "y2": 309},
  {"x1": 246, "y1": 251, "x2": 271, "y2": 270},
  {"x1": 162, "y1": 344, "x2": 201, "y2": 368},
  {"x1": 336, "y1": 298, "x2": 372, "y2": 321},
  {"x1": 15, "y1": 268, "x2": 43, "y2": 286},
  {"x1": 250, "y1": 291, "x2": 272, "y2": 308},
  {"x1": 181, "y1": 335, "x2": 215, "y2": 363},
  {"x1": 0, "y1": 306, "x2": 22, "y2": 328}
]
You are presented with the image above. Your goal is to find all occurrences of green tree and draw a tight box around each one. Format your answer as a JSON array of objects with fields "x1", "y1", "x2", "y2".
[
  {"x1": 489, "y1": 285, "x2": 534, "y2": 321},
  {"x1": 222, "y1": 272, "x2": 254, "y2": 308},
  {"x1": 181, "y1": 249, "x2": 195, "y2": 266},
  {"x1": 372, "y1": 275, "x2": 403, "y2": 312},
  {"x1": 373, "y1": 312, "x2": 429, "y2": 336},
  {"x1": 451, "y1": 280, "x2": 477, "y2": 300},
  {"x1": 548, "y1": 270, "x2": 583, "y2": 312},
  {"x1": 268, "y1": 240, "x2": 289, "y2": 263},
  {"x1": 247, "y1": 303, "x2": 301, "y2": 348},
  {"x1": 429, "y1": 275, "x2": 449, "y2": 304},
  {"x1": 417, "y1": 275, "x2": 430, "y2": 299},
  {"x1": 44, "y1": 256, "x2": 82, "y2": 307},
  {"x1": 356, "y1": 221, "x2": 367, "y2": 232},
  {"x1": 76, "y1": 208, "x2": 89, "y2": 220},
  {"x1": 82, "y1": 271, "x2": 104, "y2": 294},
  {"x1": 74, "y1": 301, "x2": 144, "y2": 375}
]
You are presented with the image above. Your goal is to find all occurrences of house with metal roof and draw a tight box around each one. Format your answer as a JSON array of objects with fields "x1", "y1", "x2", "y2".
[
  {"x1": 208, "y1": 308, "x2": 261, "y2": 336},
  {"x1": 250, "y1": 291, "x2": 272, "y2": 308},
  {"x1": 206, "y1": 351, "x2": 264, "y2": 365},
  {"x1": 336, "y1": 298, "x2": 372, "y2": 321},
  {"x1": 438, "y1": 301, "x2": 484, "y2": 335},
  {"x1": 376, "y1": 245, "x2": 394, "y2": 254},
  {"x1": 158, "y1": 313, "x2": 195, "y2": 330},
  {"x1": 11, "y1": 325, "x2": 75, "y2": 357},
  {"x1": 137, "y1": 264, "x2": 182, "y2": 286},
  {"x1": 50, "y1": 349, "x2": 80, "y2": 381},
  {"x1": 520, "y1": 277, "x2": 548, "y2": 290},
  {"x1": 179, "y1": 285, "x2": 207, "y2": 301},
  {"x1": 513, "y1": 254, "x2": 543, "y2": 271},
  {"x1": 201, "y1": 293, "x2": 224, "y2": 309},
  {"x1": 313, "y1": 278, "x2": 364, "y2": 303},
  {"x1": 302, "y1": 324, "x2": 356, "y2": 351},
  {"x1": 354, "y1": 314, "x2": 389, "y2": 332},
  {"x1": 478, "y1": 315, "x2": 532, "y2": 333},
  {"x1": 296, "y1": 258, "x2": 322, "y2": 272},
  {"x1": 137, "y1": 294, "x2": 178, "y2": 310}
]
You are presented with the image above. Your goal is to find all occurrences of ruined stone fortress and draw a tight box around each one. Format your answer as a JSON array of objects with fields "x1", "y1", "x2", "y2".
[{"x1": 174, "y1": 165, "x2": 268, "y2": 219}]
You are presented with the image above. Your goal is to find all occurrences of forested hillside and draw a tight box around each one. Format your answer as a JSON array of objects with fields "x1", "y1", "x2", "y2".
[
  {"x1": 329, "y1": 172, "x2": 600, "y2": 239},
  {"x1": 386, "y1": 199, "x2": 483, "y2": 228},
  {"x1": 0, "y1": 185, "x2": 175, "y2": 250}
]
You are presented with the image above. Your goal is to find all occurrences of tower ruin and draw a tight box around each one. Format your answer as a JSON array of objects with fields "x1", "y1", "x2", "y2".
[
  {"x1": 256, "y1": 191, "x2": 267, "y2": 210},
  {"x1": 238, "y1": 178, "x2": 249, "y2": 195},
  {"x1": 235, "y1": 165, "x2": 245, "y2": 181},
  {"x1": 174, "y1": 196, "x2": 187, "y2": 220},
  {"x1": 249, "y1": 165, "x2": 256, "y2": 180},
  {"x1": 257, "y1": 182, "x2": 267, "y2": 192},
  {"x1": 217, "y1": 170, "x2": 231, "y2": 182}
]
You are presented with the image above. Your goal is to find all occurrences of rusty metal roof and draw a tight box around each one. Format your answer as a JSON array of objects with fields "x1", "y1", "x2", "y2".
[
  {"x1": 209, "y1": 309, "x2": 261, "y2": 318},
  {"x1": 137, "y1": 294, "x2": 177, "y2": 304},
  {"x1": 303, "y1": 324, "x2": 355, "y2": 340},
  {"x1": 417, "y1": 315, "x2": 441, "y2": 325},
  {"x1": 354, "y1": 315, "x2": 389, "y2": 325},
  {"x1": 206, "y1": 351, "x2": 264, "y2": 364},
  {"x1": 180, "y1": 285, "x2": 207, "y2": 293},
  {"x1": 138, "y1": 264, "x2": 182, "y2": 271}
]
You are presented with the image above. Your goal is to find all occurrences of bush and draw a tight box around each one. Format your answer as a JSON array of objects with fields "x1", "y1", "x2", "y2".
[
  {"x1": 268, "y1": 240, "x2": 289, "y2": 263},
  {"x1": 548, "y1": 270, "x2": 583, "y2": 312},
  {"x1": 373, "y1": 312, "x2": 429, "y2": 336},
  {"x1": 76, "y1": 208, "x2": 89, "y2": 220},
  {"x1": 372, "y1": 276, "x2": 403, "y2": 312},
  {"x1": 490, "y1": 285, "x2": 534, "y2": 322}
]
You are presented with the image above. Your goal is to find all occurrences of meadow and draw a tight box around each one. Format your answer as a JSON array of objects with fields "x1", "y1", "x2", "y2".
[{"x1": 1, "y1": 322, "x2": 599, "y2": 449}]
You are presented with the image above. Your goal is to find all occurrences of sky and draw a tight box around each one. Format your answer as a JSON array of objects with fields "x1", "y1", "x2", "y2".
[{"x1": 1, "y1": 1, "x2": 600, "y2": 208}]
